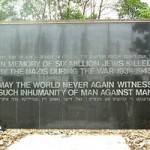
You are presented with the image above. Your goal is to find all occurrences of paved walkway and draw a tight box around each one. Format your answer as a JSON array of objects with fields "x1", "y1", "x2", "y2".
[{"x1": 8, "y1": 135, "x2": 131, "y2": 150}]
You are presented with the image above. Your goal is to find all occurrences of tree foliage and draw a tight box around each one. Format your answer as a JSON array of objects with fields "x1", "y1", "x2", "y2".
[
  {"x1": 0, "y1": 0, "x2": 116, "y2": 20},
  {"x1": 116, "y1": 0, "x2": 150, "y2": 19},
  {"x1": 62, "y1": 6, "x2": 85, "y2": 20},
  {"x1": 0, "y1": 0, "x2": 150, "y2": 20},
  {"x1": 0, "y1": 0, "x2": 17, "y2": 20},
  {"x1": 140, "y1": 6, "x2": 150, "y2": 18},
  {"x1": 20, "y1": 0, "x2": 53, "y2": 20}
]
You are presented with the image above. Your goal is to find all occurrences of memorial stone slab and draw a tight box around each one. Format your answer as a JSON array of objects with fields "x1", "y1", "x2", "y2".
[{"x1": 0, "y1": 21, "x2": 150, "y2": 129}]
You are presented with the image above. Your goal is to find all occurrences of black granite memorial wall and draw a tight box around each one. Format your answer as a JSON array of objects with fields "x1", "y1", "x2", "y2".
[{"x1": 0, "y1": 21, "x2": 150, "y2": 129}]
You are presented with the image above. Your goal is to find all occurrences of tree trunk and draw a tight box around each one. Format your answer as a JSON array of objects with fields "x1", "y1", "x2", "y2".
[
  {"x1": 47, "y1": 0, "x2": 52, "y2": 20},
  {"x1": 57, "y1": 0, "x2": 63, "y2": 19},
  {"x1": 82, "y1": 0, "x2": 89, "y2": 16},
  {"x1": 42, "y1": 0, "x2": 47, "y2": 19},
  {"x1": 67, "y1": 0, "x2": 71, "y2": 19},
  {"x1": 98, "y1": 0, "x2": 104, "y2": 19}
]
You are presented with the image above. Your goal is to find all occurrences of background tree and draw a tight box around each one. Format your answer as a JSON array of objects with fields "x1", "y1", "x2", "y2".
[
  {"x1": 20, "y1": 0, "x2": 117, "y2": 20},
  {"x1": 20, "y1": 0, "x2": 54, "y2": 20},
  {"x1": 0, "y1": 0, "x2": 17, "y2": 20},
  {"x1": 115, "y1": 0, "x2": 150, "y2": 19},
  {"x1": 62, "y1": 6, "x2": 85, "y2": 19},
  {"x1": 0, "y1": 0, "x2": 150, "y2": 20},
  {"x1": 81, "y1": 0, "x2": 90, "y2": 16},
  {"x1": 97, "y1": 0, "x2": 114, "y2": 19},
  {"x1": 20, "y1": 0, "x2": 84, "y2": 20},
  {"x1": 140, "y1": 5, "x2": 150, "y2": 18}
]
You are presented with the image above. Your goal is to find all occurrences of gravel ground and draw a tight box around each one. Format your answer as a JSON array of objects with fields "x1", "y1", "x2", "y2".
[{"x1": 0, "y1": 129, "x2": 150, "y2": 150}]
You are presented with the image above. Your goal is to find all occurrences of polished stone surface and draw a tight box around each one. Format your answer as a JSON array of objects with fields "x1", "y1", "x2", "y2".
[{"x1": 0, "y1": 22, "x2": 150, "y2": 129}]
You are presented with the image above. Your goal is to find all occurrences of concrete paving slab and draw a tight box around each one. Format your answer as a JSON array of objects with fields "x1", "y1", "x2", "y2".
[{"x1": 8, "y1": 135, "x2": 131, "y2": 150}]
